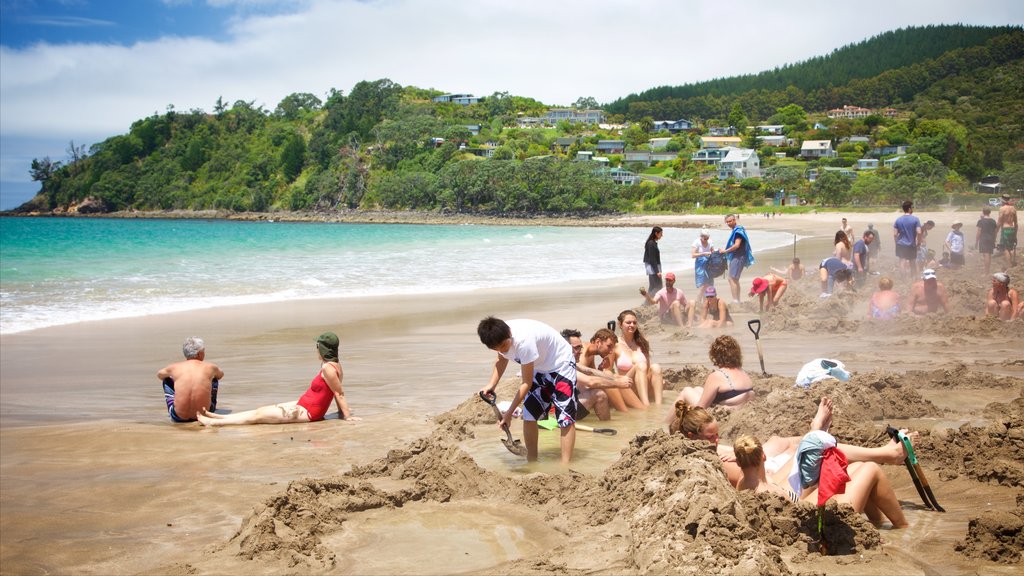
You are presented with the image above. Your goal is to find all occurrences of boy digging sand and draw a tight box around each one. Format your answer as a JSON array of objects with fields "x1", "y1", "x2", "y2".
[{"x1": 478, "y1": 317, "x2": 579, "y2": 463}]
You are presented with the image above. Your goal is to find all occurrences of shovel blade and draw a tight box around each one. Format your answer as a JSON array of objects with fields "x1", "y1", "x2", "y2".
[{"x1": 502, "y1": 438, "x2": 528, "y2": 456}]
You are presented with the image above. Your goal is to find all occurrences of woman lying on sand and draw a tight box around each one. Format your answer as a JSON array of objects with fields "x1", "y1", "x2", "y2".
[
  {"x1": 669, "y1": 398, "x2": 912, "y2": 488},
  {"x1": 733, "y1": 433, "x2": 909, "y2": 528},
  {"x1": 615, "y1": 309, "x2": 664, "y2": 406},
  {"x1": 198, "y1": 332, "x2": 358, "y2": 426},
  {"x1": 673, "y1": 335, "x2": 754, "y2": 409}
]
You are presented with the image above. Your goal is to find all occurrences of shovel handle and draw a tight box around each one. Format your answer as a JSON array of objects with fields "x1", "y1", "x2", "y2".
[{"x1": 747, "y1": 319, "x2": 761, "y2": 338}]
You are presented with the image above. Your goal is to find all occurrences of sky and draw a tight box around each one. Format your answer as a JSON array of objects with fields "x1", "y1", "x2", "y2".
[{"x1": 1, "y1": 0, "x2": 1022, "y2": 210}]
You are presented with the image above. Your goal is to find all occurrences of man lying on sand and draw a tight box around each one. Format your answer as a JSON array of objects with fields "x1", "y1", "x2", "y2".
[{"x1": 157, "y1": 336, "x2": 223, "y2": 423}]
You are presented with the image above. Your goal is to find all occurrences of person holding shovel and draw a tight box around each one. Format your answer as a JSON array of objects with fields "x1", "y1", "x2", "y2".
[{"x1": 477, "y1": 317, "x2": 578, "y2": 464}]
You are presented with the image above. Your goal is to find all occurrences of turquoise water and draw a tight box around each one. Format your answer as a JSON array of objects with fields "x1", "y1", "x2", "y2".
[{"x1": 0, "y1": 217, "x2": 796, "y2": 334}]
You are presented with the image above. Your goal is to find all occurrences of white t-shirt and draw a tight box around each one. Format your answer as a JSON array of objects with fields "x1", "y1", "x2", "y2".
[
  {"x1": 500, "y1": 319, "x2": 574, "y2": 374},
  {"x1": 946, "y1": 230, "x2": 964, "y2": 255},
  {"x1": 692, "y1": 238, "x2": 714, "y2": 255}
]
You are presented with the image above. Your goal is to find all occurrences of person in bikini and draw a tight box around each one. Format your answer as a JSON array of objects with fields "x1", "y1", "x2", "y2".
[
  {"x1": 670, "y1": 397, "x2": 918, "y2": 491},
  {"x1": 157, "y1": 336, "x2": 224, "y2": 423},
  {"x1": 562, "y1": 328, "x2": 633, "y2": 419},
  {"x1": 197, "y1": 332, "x2": 358, "y2": 426},
  {"x1": 614, "y1": 309, "x2": 665, "y2": 406},
  {"x1": 698, "y1": 285, "x2": 734, "y2": 328},
  {"x1": 986, "y1": 272, "x2": 1019, "y2": 321},
  {"x1": 749, "y1": 273, "x2": 787, "y2": 312},
  {"x1": 868, "y1": 276, "x2": 901, "y2": 319},
  {"x1": 673, "y1": 335, "x2": 753, "y2": 409}
]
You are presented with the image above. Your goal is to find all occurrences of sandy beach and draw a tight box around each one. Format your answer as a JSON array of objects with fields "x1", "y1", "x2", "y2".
[{"x1": 1, "y1": 209, "x2": 1022, "y2": 575}]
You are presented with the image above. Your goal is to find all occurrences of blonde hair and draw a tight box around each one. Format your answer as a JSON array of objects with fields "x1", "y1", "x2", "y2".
[
  {"x1": 732, "y1": 435, "x2": 764, "y2": 469},
  {"x1": 669, "y1": 400, "x2": 714, "y2": 436},
  {"x1": 878, "y1": 276, "x2": 893, "y2": 291}
]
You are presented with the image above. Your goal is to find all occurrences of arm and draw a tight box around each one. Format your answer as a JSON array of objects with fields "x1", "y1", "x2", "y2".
[
  {"x1": 156, "y1": 364, "x2": 173, "y2": 380},
  {"x1": 696, "y1": 372, "x2": 722, "y2": 408},
  {"x1": 501, "y1": 362, "x2": 534, "y2": 428},
  {"x1": 1011, "y1": 290, "x2": 1020, "y2": 321},
  {"x1": 940, "y1": 287, "x2": 950, "y2": 313},
  {"x1": 322, "y1": 362, "x2": 356, "y2": 420},
  {"x1": 713, "y1": 301, "x2": 728, "y2": 327},
  {"x1": 638, "y1": 287, "x2": 657, "y2": 305},
  {"x1": 577, "y1": 364, "x2": 631, "y2": 389},
  {"x1": 854, "y1": 250, "x2": 865, "y2": 272},
  {"x1": 720, "y1": 236, "x2": 743, "y2": 255},
  {"x1": 481, "y1": 355, "x2": 509, "y2": 395},
  {"x1": 975, "y1": 225, "x2": 981, "y2": 250}
]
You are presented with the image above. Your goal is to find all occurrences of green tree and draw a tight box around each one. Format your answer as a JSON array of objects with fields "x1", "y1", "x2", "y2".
[{"x1": 812, "y1": 171, "x2": 852, "y2": 206}]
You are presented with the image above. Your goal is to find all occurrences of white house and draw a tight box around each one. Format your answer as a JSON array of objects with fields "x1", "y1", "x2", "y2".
[
  {"x1": 756, "y1": 125, "x2": 785, "y2": 135},
  {"x1": 856, "y1": 158, "x2": 879, "y2": 170},
  {"x1": 701, "y1": 136, "x2": 742, "y2": 149},
  {"x1": 652, "y1": 119, "x2": 693, "y2": 133},
  {"x1": 717, "y1": 147, "x2": 760, "y2": 180},
  {"x1": 433, "y1": 93, "x2": 480, "y2": 105},
  {"x1": 801, "y1": 140, "x2": 836, "y2": 159}
]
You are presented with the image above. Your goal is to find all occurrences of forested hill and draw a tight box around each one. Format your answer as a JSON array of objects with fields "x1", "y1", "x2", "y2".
[
  {"x1": 606, "y1": 24, "x2": 1020, "y2": 117},
  {"x1": 12, "y1": 25, "x2": 1024, "y2": 216}
]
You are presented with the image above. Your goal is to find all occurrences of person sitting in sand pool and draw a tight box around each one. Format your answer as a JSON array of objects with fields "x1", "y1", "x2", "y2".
[
  {"x1": 639, "y1": 272, "x2": 695, "y2": 328},
  {"x1": 615, "y1": 309, "x2": 664, "y2": 406},
  {"x1": 157, "y1": 336, "x2": 224, "y2": 423},
  {"x1": 868, "y1": 276, "x2": 901, "y2": 320},
  {"x1": 907, "y1": 268, "x2": 949, "y2": 315},
  {"x1": 771, "y1": 258, "x2": 805, "y2": 281},
  {"x1": 749, "y1": 273, "x2": 787, "y2": 312},
  {"x1": 562, "y1": 328, "x2": 633, "y2": 420},
  {"x1": 698, "y1": 285, "x2": 734, "y2": 328},
  {"x1": 986, "y1": 272, "x2": 1019, "y2": 321},
  {"x1": 674, "y1": 335, "x2": 753, "y2": 409},
  {"x1": 197, "y1": 332, "x2": 357, "y2": 426},
  {"x1": 669, "y1": 398, "x2": 917, "y2": 489},
  {"x1": 732, "y1": 433, "x2": 909, "y2": 528}
]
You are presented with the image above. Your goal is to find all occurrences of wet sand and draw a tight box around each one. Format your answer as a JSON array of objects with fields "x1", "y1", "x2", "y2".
[{"x1": 1, "y1": 210, "x2": 1022, "y2": 574}]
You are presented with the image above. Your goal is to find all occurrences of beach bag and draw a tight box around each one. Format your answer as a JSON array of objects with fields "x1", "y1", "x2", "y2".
[{"x1": 705, "y1": 252, "x2": 727, "y2": 279}]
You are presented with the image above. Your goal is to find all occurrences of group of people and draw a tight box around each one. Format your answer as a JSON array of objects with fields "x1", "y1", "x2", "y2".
[{"x1": 157, "y1": 333, "x2": 359, "y2": 427}]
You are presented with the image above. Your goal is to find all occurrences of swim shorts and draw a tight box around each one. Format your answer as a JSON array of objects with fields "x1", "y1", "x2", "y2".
[
  {"x1": 1000, "y1": 228, "x2": 1017, "y2": 251},
  {"x1": 895, "y1": 243, "x2": 916, "y2": 261},
  {"x1": 162, "y1": 377, "x2": 219, "y2": 423},
  {"x1": 728, "y1": 256, "x2": 744, "y2": 279},
  {"x1": 521, "y1": 368, "x2": 578, "y2": 428}
]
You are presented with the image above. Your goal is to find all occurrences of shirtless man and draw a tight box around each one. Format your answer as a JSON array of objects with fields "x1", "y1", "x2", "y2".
[
  {"x1": 563, "y1": 328, "x2": 632, "y2": 420},
  {"x1": 157, "y1": 336, "x2": 224, "y2": 423},
  {"x1": 907, "y1": 268, "x2": 949, "y2": 315},
  {"x1": 771, "y1": 258, "x2": 805, "y2": 281},
  {"x1": 986, "y1": 273, "x2": 1020, "y2": 321},
  {"x1": 997, "y1": 193, "x2": 1018, "y2": 268},
  {"x1": 576, "y1": 328, "x2": 637, "y2": 414}
]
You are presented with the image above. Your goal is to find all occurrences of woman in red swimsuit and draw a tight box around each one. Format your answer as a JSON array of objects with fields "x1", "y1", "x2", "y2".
[{"x1": 198, "y1": 332, "x2": 358, "y2": 426}]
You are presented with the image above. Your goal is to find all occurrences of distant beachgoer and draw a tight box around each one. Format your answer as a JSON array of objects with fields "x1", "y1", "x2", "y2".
[
  {"x1": 907, "y1": 269, "x2": 949, "y2": 315},
  {"x1": 478, "y1": 317, "x2": 578, "y2": 463},
  {"x1": 640, "y1": 272, "x2": 694, "y2": 327},
  {"x1": 852, "y1": 230, "x2": 874, "y2": 288},
  {"x1": 157, "y1": 336, "x2": 224, "y2": 423},
  {"x1": 918, "y1": 220, "x2": 936, "y2": 264},
  {"x1": 562, "y1": 328, "x2": 633, "y2": 420},
  {"x1": 749, "y1": 272, "x2": 787, "y2": 312},
  {"x1": 771, "y1": 258, "x2": 805, "y2": 281},
  {"x1": 197, "y1": 332, "x2": 358, "y2": 426},
  {"x1": 841, "y1": 217, "x2": 854, "y2": 245},
  {"x1": 615, "y1": 309, "x2": 664, "y2": 406},
  {"x1": 698, "y1": 285, "x2": 734, "y2": 328},
  {"x1": 944, "y1": 220, "x2": 966, "y2": 269},
  {"x1": 997, "y1": 193, "x2": 1018, "y2": 268},
  {"x1": 719, "y1": 214, "x2": 754, "y2": 304},
  {"x1": 692, "y1": 227, "x2": 715, "y2": 289},
  {"x1": 976, "y1": 207, "x2": 998, "y2": 275},
  {"x1": 643, "y1": 226, "x2": 664, "y2": 295},
  {"x1": 818, "y1": 257, "x2": 853, "y2": 296},
  {"x1": 986, "y1": 273, "x2": 1019, "y2": 321},
  {"x1": 868, "y1": 276, "x2": 901, "y2": 320},
  {"x1": 833, "y1": 230, "x2": 852, "y2": 263},
  {"x1": 674, "y1": 335, "x2": 753, "y2": 409},
  {"x1": 893, "y1": 200, "x2": 922, "y2": 278},
  {"x1": 865, "y1": 223, "x2": 881, "y2": 258}
]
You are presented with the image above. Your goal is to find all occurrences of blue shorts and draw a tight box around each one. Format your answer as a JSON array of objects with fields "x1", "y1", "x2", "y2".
[
  {"x1": 728, "y1": 257, "x2": 744, "y2": 279},
  {"x1": 521, "y1": 367, "x2": 578, "y2": 428}
]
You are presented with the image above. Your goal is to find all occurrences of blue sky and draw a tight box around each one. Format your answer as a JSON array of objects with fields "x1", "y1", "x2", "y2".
[{"x1": 1, "y1": 0, "x2": 1022, "y2": 210}]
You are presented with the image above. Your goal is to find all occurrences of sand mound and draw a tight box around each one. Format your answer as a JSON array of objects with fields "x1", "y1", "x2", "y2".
[{"x1": 955, "y1": 494, "x2": 1024, "y2": 564}]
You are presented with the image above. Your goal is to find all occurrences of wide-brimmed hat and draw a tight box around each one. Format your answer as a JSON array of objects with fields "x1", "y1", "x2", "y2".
[{"x1": 750, "y1": 277, "x2": 769, "y2": 295}]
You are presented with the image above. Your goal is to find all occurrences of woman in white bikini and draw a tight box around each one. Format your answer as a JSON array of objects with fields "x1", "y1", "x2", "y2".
[{"x1": 614, "y1": 309, "x2": 664, "y2": 406}]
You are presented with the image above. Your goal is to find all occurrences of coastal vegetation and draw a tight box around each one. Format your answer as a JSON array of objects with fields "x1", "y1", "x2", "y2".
[{"x1": 14, "y1": 24, "x2": 1024, "y2": 217}]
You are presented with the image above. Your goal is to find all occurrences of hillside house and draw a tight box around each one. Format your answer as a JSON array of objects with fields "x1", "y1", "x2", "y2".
[
  {"x1": 801, "y1": 140, "x2": 836, "y2": 159},
  {"x1": 827, "y1": 105, "x2": 872, "y2": 119},
  {"x1": 652, "y1": 119, "x2": 693, "y2": 133},
  {"x1": 607, "y1": 167, "x2": 639, "y2": 185},
  {"x1": 856, "y1": 158, "x2": 879, "y2": 170},
  {"x1": 717, "y1": 148, "x2": 760, "y2": 180},
  {"x1": 692, "y1": 148, "x2": 729, "y2": 165},
  {"x1": 757, "y1": 135, "x2": 789, "y2": 147},
  {"x1": 597, "y1": 140, "x2": 626, "y2": 154},
  {"x1": 808, "y1": 167, "x2": 857, "y2": 182},
  {"x1": 884, "y1": 156, "x2": 903, "y2": 169},
  {"x1": 649, "y1": 137, "x2": 672, "y2": 150},
  {"x1": 543, "y1": 108, "x2": 605, "y2": 124},
  {"x1": 708, "y1": 126, "x2": 738, "y2": 136},
  {"x1": 552, "y1": 137, "x2": 578, "y2": 153},
  {"x1": 756, "y1": 125, "x2": 785, "y2": 135},
  {"x1": 433, "y1": 93, "x2": 480, "y2": 105},
  {"x1": 625, "y1": 150, "x2": 677, "y2": 166},
  {"x1": 701, "y1": 136, "x2": 742, "y2": 149}
]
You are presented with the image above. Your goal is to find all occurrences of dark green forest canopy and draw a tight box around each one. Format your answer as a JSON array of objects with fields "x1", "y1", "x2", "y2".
[{"x1": 15, "y1": 25, "x2": 1024, "y2": 216}]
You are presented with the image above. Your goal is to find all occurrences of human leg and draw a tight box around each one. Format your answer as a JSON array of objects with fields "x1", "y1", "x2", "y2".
[
  {"x1": 834, "y1": 462, "x2": 909, "y2": 528},
  {"x1": 668, "y1": 301, "x2": 685, "y2": 327},
  {"x1": 648, "y1": 363, "x2": 664, "y2": 405},
  {"x1": 196, "y1": 401, "x2": 310, "y2": 426},
  {"x1": 677, "y1": 386, "x2": 703, "y2": 407},
  {"x1": 986, "y1": 298, "x2": 999, "y2": 316},
  {"x1": 523, "y1": 420, "x2": 539, "y2": 462},
  {"x1": 632, "y1": 363, "x2": 650, "y2": 406},
  {"x1": 559, "y1": 423, "x2": 576, "y2": 464},
  {"x1": 727, "y1": 259, "x2": 742, "y2": 302},
  {"x1": 773, "y1": 282, "x2": 787, "y2": 304},
  {"x1": 593, "y1": 390, "x2": 611, "y2": 420}
]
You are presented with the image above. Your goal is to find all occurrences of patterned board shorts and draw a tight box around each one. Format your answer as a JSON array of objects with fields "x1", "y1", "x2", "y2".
[{"x1": 521, "y1": 368, "x2": 578, "y2": 428}]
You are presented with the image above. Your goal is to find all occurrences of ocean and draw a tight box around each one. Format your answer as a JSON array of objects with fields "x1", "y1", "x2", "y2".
[{"x1": 0, "y1": 217, "x2": 797, "y2": 335}]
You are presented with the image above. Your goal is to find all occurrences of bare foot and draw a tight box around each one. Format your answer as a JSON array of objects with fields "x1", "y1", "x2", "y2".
[
  {"x1": 196, "y1": 408, "x2": 222, "y2": 427},
  {"x1": 811, "y1": 397, "x2": 833, "y2": 432}
]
